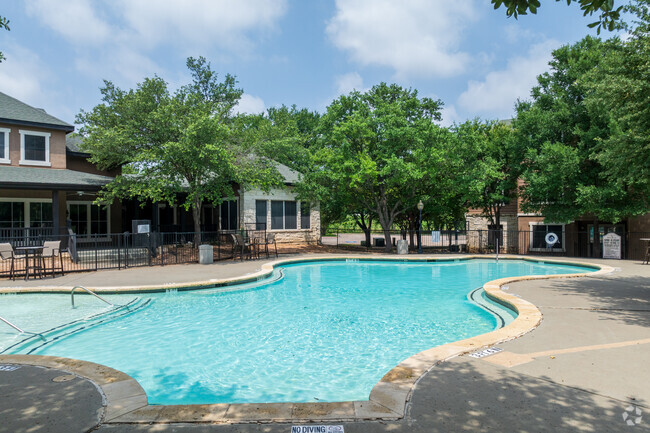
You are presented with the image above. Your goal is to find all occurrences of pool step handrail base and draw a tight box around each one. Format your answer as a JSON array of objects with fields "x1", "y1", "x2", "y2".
[{"x1": 71, "y1": 286, "x2": 114, "y2": 308}]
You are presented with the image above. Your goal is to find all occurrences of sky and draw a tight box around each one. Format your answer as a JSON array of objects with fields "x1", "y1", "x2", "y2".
[{"x1": 0, "y1": 0, "x2": 621, "y2": 128}]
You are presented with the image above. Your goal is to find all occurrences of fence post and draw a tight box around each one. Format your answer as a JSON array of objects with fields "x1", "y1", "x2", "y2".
[
  {"x1": 148, "y1": 233, "x2": 152, "y2": 267},
  {"x1": 160, "y1": 233, "x2": 165, "y2": 266},
  {"x1": 94, "y1": 234, "x2": 98, "y2": 271},
  {"x1": 117, "y1": 234, "x2": 121, "y2": 270},
  {"x1": 337, "y1": 228, "x2": 339, "y2": 248}
]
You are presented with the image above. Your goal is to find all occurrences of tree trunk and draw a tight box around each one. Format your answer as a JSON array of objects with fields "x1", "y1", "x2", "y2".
[
  {"x1": 192, "y1": 199, "x2": 202, "y2": 247},
  {"x1": 383, "y1": 227, "x2": 393, "y2": 253}
]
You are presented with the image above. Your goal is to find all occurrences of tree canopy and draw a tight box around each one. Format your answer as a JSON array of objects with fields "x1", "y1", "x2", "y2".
[
  {"x1": 299, "y1": 83, "x2": 464, "y2": 252},
  {"x1": 491, "y1": 0, "x2": 624, "y2": 33},
  {"x1": 77, "y1": 57, "x2": 283, "y2": 244}
]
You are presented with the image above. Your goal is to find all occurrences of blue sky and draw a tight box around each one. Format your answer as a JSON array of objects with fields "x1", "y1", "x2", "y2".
[{"x1": 0, "y1": 1, "x2": 617, "y2": 128}]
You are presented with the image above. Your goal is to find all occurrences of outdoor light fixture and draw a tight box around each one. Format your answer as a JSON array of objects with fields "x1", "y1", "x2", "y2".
[{"x1": 417, "y1": 200, "x2": 424, "y2": 254}]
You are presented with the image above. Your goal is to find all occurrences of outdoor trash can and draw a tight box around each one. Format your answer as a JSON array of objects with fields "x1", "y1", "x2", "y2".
[
  {"x1": 397, "y1": 239, "x2": 408, "y2": 254},
  {"x1": 199, "y1": 244, "x2": 213, "y2": 264}
]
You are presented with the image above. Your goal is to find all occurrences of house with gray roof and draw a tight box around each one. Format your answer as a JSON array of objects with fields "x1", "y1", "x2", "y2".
[{"x1": 0, "y1": 92, "x2": 320, "y2": 243}]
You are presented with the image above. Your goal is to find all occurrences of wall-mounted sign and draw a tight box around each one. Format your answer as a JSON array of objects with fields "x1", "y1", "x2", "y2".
[
  {"x1": 137, "y1": 224, "x2": 150, "y2": 234},
  {"x1": 603, "y1": 233, "x2": 621, "y2": 259},
  {"x1": 431, "y1": 231, "x2": 441, "y2": 243},
  {"x1": 545, "y1": 232, "x2": 559, "y2": 246}
]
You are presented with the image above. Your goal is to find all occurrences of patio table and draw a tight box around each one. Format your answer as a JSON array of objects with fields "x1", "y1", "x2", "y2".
[{"x1": 15, "y1": 245, "x2": 44, "y2": 280}]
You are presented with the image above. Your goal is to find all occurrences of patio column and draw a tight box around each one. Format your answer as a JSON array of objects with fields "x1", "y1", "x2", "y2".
[{"x1": 52, "y1": 189, "x2": 60, "y2": 235}]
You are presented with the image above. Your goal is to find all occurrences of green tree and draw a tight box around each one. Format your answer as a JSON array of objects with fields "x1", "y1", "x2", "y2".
[
  {"x1": 583, "y1": 0, "x2": 650, "y2": 207},
  {"x1": 0, "y1": 16, "x2": 10, "y2": 63},
  {"x1": 457, "y1": 120, "x2": 523, "y2": 233},
  {"x1": 301, "y1": 83, "x2": 459, "y2": 252},
  {"x1": 515, "y1": 36, "x2": 646, "y2": 256},
  {"x1": 491, "y1": 0, "x2": 624, "y2": 33},
  {"x1": 77, "y1": 57, "x2": 283, "y2": 245}
]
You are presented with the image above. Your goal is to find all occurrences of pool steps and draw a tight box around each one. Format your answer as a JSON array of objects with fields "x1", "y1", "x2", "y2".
[{"x1": 1, "y1": 297, "x2": 152, "y2": 355}]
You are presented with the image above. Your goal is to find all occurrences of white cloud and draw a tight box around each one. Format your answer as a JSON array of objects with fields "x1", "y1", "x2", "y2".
[
  {"x1": 0, "y1": 44, "x2": 48, "y2": 105},
  {"x1": 23, "y1": 0, "x2": 288, "y2": 86},
  {"x1": 234, "y1": 94, "x2": 266, "y2": 115},
  {"x1": 440, "y1": 104, "x2": 461, "y2": 127},
  {"x1": 115, "y1": 0, "x2": 288, "y2": 52},
  {"x1": 326, "y1": 0, "x2": 478, "y2": 78},
  {"x1": 457, "y1": 40, "x2": 560, "y2": 119},
  {"x1": 335, "y1": 72, "x2": 365, "y2": 96},
  {"x1": 25, "y1": 0, "x2": 112, "y2": 46}
]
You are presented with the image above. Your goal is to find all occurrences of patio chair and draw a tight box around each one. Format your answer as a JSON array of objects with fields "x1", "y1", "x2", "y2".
[
  {"x1": 41, "y1": 240, "x2": 64, "y2": 278},
  {"x1": 259, "y1": 233, "x2": 278, "y2": 259},
  {"x1": 0, "y1": 243, "x2": 22, "y2": 281},
  {"x1": 231, "y1": 233, "x2": 254, "y2": 261}
]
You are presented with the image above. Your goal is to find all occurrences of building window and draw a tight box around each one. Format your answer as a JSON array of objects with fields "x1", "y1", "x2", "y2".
[
  {"x1": 530, "y1": 223, "x2": 565, "y2": 251},
  {"x1": 0, "y1": 202, "x2": 25, "y2": 228},
  {"x1": 271, "y1": 200, "x2": 297, "y2": 230},
  {"x1": 255, "y1": 200, "x2": 267, "y2": 230},
  {"x1": 29, "y1": 202, "x2": 53, "y2": 228},
  {"x1": 300, "y1": 202, "x2": 310, "y2": 229},
  {"x1": 220, "y1": 200, "x2": 238, "y2": 231},
  {"x1": 0, "y1": 128, "x2": 10, "y2": 163},
  {"x1": 68, "y1": 202, "x2": 110, "y2": 236},
  {"x1": 19, "y1": 130, "x2": 51, "y2": 166}
]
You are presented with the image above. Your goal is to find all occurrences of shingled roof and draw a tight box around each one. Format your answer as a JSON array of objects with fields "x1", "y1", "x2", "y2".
[
  {"x1": 0, "y1": 166, "x2": 113, "y2": 190},
  {"x1": 0, "y1": 92, "x2": 74, "y2": 132}
]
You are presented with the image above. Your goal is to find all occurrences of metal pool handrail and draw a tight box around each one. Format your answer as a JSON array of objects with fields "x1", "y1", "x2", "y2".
[
  {"x1": 1, "y1": 315, "x2": 25, "y2": 333},
  {"x1": 0, "y1": 315, "x2": 46, "y2": 341},
  {"x1": 71, "y1": 285, "x2": 114, "y2": 308}
]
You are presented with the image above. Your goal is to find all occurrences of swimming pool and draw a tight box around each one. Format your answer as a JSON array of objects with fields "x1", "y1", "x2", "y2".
[{"x1": 0, "y1": 258, "x2": 594, "y2": 405}]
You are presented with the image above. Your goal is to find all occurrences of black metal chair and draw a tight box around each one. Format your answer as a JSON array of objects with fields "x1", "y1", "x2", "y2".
[
  {"x1": 260, "y1": 233, "x2": 278, "y2": 259},
  {"x1": 231, "y1": 233, "x2": 254, "y2": 261},
  {"x1": 41, "y1": 240, "x2": 64, "y2": 278}
]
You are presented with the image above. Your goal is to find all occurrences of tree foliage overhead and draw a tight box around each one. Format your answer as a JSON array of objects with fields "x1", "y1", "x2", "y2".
[
  {"x1": 77, "y1": 57, "x2": 283, "y2": 242},
  {"x1": 0, "y1": 16, "x2": 10, "y2": 63},
  {"x1": 492, "y1": 0, "x2": 625, "y2": 33}
]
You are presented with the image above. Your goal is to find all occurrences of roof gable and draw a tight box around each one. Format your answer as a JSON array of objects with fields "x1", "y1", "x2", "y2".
[{"x1": 0, "y1": 92, "x2": 74, "y2": 132}]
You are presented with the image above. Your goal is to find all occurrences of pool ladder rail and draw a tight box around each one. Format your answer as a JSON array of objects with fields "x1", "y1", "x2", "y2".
[
  {"x1": 0, "y1": 315, "x2": 46, "y2": 341},
  {"x1": 71, "y1": 285, "x2": 115, "y2": 308}
]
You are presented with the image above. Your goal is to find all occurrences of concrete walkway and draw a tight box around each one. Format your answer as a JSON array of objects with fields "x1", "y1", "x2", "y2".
[
  {"x1": 0, "y1": 364, "x2": 104, "y2": 433},
  {"x1": 1, "y1": 255, "x2": 648, "y2": 432}
]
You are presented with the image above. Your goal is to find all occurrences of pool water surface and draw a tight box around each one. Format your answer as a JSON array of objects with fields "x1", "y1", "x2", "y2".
[{"x1": 0, "y1": 259, "x2": 593, "y2": 404}]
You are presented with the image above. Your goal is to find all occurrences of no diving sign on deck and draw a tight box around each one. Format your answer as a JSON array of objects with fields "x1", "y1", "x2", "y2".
[{"x1": 291, "y1": 426, "x2": 344, "y2": 433}]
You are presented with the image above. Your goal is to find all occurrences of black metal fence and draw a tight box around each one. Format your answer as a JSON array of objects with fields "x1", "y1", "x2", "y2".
[
  {"x1": 0, "y1": 228, "x2": 270, "y2": 278},
  {"x1": 322, "y1": 228, "x2": 650, "y2": 261}
]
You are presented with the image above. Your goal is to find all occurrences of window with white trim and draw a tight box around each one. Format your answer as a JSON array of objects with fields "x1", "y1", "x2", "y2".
[
  {"x1": 0, "y1": 128, "x2": 10, "y2": 163},
  {"x1": 19, "y1": 130, "x2": 51, "y2": 166},
  {"x1": 530, "y1": 223, "x2": 565, "y2": 251},
  {"x1": 0, "y1": 200, "x2": 52, "y2": 229},
  {"x1": 67, "y1": 202, "x2": 110, "y2": 236},
  {"x1": 271, "y1": 200, "x2": 297, "y2": 230},
  {"x1": 0, "y1": 202, "x2": 25, "y2": 228}
]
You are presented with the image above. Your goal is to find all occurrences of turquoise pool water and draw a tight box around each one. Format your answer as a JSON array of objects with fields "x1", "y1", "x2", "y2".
[{"x1": 0, "y1": 259, "x2": 593, "y2": 405}]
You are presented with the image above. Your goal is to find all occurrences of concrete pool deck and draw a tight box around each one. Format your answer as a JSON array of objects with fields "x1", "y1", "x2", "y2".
[{"x1": 0, "y1": 254, "x2": 648, "y2": 432}]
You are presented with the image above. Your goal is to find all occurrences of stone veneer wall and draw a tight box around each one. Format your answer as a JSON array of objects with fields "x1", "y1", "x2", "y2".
[
  {"x1": 465, "y1": 214, "x2": 518, "y2": 253},
  {"x1": 241, "y1": 187, "x2": 321, "y2": 244}
]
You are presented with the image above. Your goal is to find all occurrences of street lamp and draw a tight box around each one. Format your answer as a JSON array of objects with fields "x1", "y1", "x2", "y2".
[{"x1": 417, "y1": 200, "x2": 424, "y2": 254}]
